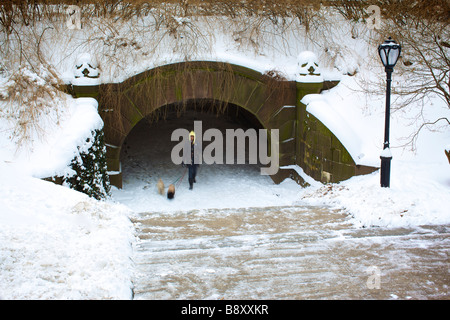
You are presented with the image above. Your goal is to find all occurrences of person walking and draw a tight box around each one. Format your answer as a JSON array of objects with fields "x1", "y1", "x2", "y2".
[{"x1": 183, "y1": 130, "x2": 200, "y2": 190}]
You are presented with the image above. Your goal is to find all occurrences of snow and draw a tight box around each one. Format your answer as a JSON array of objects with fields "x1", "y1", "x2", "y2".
[
  {"x1": 110, "y1": 111, "x2": 304, "y2": 214},
  {"x1": 296, "y1": 51, "x2": 323, "y2": 83},
  {"x1": 380, "y1": 147, "x2": 392, "y2": 158},
  {"x1": 0, "y1": 9, "x2": 449, "y2": 300},
  {"x1": 279, "y1": 164, "x2": 322, "y2": 188},
  {"x1": 0, "y1": 96, "x2": 134, "y2": 299},
  {"x1": 112, "y1": 166, "x2": 303, "y2": 214},
  {"x1": 71, "y1": 53, "x2": 101, "y2": 86},
  {"x1": 0, "y1": 162, "x2": 134, "y2": 299},
  {"x1": 301, "y1": 161, "x2": 450, "y2": 228},
  {"x1": 302, "y1": 93, "x2": 369, "y2": 166},
  {"x1": 1, "y1": 97, "x2": 103, "y2": 178}
]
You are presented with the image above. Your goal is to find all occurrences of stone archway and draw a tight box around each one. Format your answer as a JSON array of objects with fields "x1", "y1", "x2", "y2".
[
  {"x1": 97, "y1": 61, "x2": 298, "y2": 188},
  {"x1": 69, "y1": 60, "x2": 377, "y2": 189}
]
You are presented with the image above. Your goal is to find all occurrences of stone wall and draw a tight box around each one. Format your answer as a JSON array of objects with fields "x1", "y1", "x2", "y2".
[{"x1": 294, "y1": 82, "x2": 377, "y2": 184}]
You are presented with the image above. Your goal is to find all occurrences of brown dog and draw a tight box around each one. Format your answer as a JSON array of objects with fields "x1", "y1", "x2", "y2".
[
  {"x1": 167, "y1": 184, "x2": 175, "y2": 199},
  {"x1": 157, "y1": 178, "x2": 165, "y2": 195}
]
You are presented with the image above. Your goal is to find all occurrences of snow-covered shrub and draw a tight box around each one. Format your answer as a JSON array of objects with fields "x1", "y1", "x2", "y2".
[{"x1": 64, "y1": 129, "x2": 111, "y2": 200}]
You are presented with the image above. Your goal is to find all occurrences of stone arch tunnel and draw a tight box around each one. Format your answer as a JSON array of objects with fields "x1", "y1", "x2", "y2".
[{"x1": 70, "y1": 60, "x2": 376, "y2": 188}]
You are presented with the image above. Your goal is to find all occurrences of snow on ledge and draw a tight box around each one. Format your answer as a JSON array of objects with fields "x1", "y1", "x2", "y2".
[
  {"x1": 301, "y1": 94, "x2": 368, "y2": 166},
  {"x1": 279, "y1": 164, "x2": 321, "y2": 187}
]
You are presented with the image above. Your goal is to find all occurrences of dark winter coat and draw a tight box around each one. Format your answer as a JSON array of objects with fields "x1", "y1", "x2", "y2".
[{"x1": 183, "y1": 140, "x2": 201, "y2": 165}]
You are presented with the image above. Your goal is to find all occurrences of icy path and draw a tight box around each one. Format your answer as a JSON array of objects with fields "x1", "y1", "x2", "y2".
[
  {"x1": 131, "y1": 206, "x2": 450, "y2": 300},
  {"x1": 110, "y1": 113, "x2": 449, "y2": 300}
]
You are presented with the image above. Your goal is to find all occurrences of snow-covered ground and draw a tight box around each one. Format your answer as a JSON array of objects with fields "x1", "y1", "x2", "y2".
[
  {"x1": 0, "y1": 164, "x2": 134, "y2": 299},
  {"x1": 111, "y1": 111, "x2": 304, "y2": 213},
  {"x1": 1, "y1": 10, "x2": 449, "y2": 299},
  {"x1": 0, "y1": 98, "x2": 135, "y2": 299}
]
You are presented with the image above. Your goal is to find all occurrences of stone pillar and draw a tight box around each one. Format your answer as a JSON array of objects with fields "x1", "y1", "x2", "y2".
[
  {"x1": 69, "y1": 53, "x2": 122, "y2": 189},
  {"x1": 295, "y1": 81, "x2": 324, "y2": 183},
  {"x1": 105, "y1": 144, "x2": 122, "y2": 189}
]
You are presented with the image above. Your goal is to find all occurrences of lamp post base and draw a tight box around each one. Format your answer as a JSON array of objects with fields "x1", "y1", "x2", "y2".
[{"x1": 380, "y1": 155, "x2": 392, "y2": 188}]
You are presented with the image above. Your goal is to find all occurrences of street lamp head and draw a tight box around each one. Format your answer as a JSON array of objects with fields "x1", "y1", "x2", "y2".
[{"x1": 378, "y1": 37, "x2": 401, "y2": 71}]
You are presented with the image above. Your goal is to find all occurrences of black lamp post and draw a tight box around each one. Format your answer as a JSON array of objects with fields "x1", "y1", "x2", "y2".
[{"x1": 378, "y1": 37, "x2": 401, "y2": 188}]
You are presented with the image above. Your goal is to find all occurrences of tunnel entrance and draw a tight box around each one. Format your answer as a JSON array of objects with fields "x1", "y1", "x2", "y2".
[
  {"x1": 119, "y1": 99, "x2": 270, "y2": 193},
  {"x1": 95, "y1": 61, "x2": 306, "y2": 189},
  {"x1": 75, "y1": 60, "x2": 375, "y2": 193}
]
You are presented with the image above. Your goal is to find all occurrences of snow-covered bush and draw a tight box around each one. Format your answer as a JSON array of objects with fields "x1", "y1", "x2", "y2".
[{"x1": 64, "y1": 129, "x2": 111, "y2": 200}]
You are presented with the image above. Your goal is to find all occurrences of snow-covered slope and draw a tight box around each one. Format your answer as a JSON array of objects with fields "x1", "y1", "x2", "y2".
[{"x1": 0, "y1": 162, "x2": 134, "y2": 299}]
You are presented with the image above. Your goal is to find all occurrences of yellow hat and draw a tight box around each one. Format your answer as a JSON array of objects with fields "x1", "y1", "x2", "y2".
[{"x1": 189, "y1": 131, "x2": 195, "y2": 142}]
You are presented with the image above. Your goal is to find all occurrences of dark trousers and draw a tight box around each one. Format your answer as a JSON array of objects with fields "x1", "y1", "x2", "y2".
[{"x1": 188, "y1": 164, "x2": 198, "y2": 188}]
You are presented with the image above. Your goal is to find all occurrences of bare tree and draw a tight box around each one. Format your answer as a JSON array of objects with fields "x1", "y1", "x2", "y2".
[
  {"x1": 328, "y1": 0, "x2": 449, "y2": 150},
  {"x1": 377, "y1": 1, "x2": 450, "y2": 150}
]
